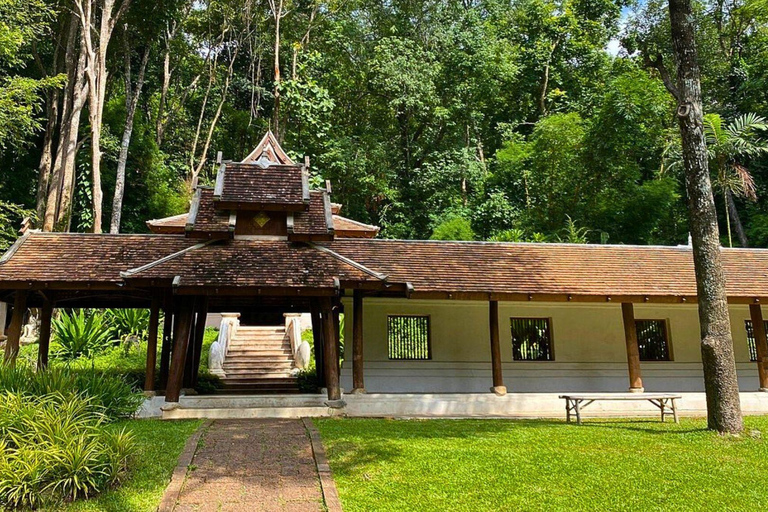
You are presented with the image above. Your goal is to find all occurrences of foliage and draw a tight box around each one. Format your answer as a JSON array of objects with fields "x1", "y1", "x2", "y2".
[
  {"x1": 430, "y1": 216, "x2": 475, "y2": 241},
  {"x1": 53, "y1": 310, "x2": 114, "y2": 360},
  {"x1": 105, "y1": 309, "x2": 150, "y2": 354},
  {"x1": 318, "y1": 417, "x2": 768, "y2": 511},
  {"x1": 0, "y1": 365, "x2": 144, "y2": 420},
  {"x1": 0, "y1": 198, "x2": 34, "y2": 251},
  {"x1": 0, "y1": 392, "x2": 135, "y2": 509},
  {"x1": 57, "y1": 419, "x2": 202, "y2": 512}
]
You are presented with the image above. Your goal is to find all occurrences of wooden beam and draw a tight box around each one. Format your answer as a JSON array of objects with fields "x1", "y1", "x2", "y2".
[
  {"x1": 165, "y1": 297, "x2": 195, "y2": 403},
  {"x1": 621, "y1": 303, "x2": 644, "y2": 392},
  {"x1": 320, "y1": 297, "x2": 340, "y2": 401},
  {"x1": 144, "y1": 298, "x2": 161, "y2": 392},
  {"x1": 37, "y1": 297, "x2": 53, "y2": 370},
  {"x1": 749, "y1": 304, "x2": 768, "y2": 391},
  {"x1": 310, "y1": 299, "x2": 325, "y2": 388},
  {"x1": 351, "y1": 290, "x2": 365, "y2": 393},
  {"x1": 3, "y1": 291, "x2": 28, "y2": 364},
  {"x1": 159, "y1": 304, "x2": 174, "y2": 390},
  {"x1": 489, "y1": 300, "x2": 506, "y2": 395}
]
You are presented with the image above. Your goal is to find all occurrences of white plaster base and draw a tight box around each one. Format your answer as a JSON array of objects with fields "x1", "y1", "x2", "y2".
[{"x1": 137, "y1": 391, "x2": 768, "y2": 420}]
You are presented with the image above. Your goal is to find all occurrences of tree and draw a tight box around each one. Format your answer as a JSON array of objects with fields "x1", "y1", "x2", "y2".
[
  {"x1": 703, "y1": 113, "x2": 768, "y2": 247},
  {"x1": 430, "y1": 216, "x2": 475, "y2": 241},
  {"x1": 667, "y1": 0, "x2": 743, "y2": 433}
]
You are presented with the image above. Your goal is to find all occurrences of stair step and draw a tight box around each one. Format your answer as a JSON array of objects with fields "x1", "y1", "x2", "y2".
[
  {"x1": 221, "y1": 376, "x2": 297, "y2": 383},
  {"x1": 222, "y1": 371, "x2": 294, "y2": 379}
]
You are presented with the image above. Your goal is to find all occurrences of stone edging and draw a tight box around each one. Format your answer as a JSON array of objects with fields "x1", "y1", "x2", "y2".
[
  {"x1": 302, "y1": 417, "x2": 343, "y2": 512},
  {"x1": 157, "y1": 419, "x2": 213, "y2": 512}
]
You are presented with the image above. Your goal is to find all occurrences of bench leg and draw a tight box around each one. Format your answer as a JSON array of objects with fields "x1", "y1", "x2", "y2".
[
  {"x1": 575, "y1": 400, "x2": 582, "y2": 425},
  {"x1": 660, "y1": 399, "x2": 666, "y2": 423},
  {"x1": 565, "y1": 399, "x2": 571, "y2": 423},
  {"x1": 672, "y1": 399, "x2": 679, "y2": 424}
]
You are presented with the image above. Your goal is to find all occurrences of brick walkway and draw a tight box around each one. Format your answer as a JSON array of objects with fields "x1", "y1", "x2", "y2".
[{"x1": 173, "y1": 419, "x2": 324, "y2": 512}]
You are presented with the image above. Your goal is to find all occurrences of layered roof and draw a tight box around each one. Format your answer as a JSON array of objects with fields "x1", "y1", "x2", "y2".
[
  {"x1": 4, "y1": 232, "x2": 768, "y2": 303},
  {"x1": 186, "y1": 188, "x2": 234, "y2": 239},
  {"x1": 288, "y1": 191, "x2": 334, "y2": 241},
  {"x1": 214, "y1": 163, "x2": 309, "y2": 211},
  {"x1": 326, "y1": 239, "x2": 768, "y2": 302}
]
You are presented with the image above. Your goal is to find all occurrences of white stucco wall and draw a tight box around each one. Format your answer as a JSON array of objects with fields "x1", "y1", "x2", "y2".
[{"x1": 339, "y1": 298, "x2": 761, "y2": 393}]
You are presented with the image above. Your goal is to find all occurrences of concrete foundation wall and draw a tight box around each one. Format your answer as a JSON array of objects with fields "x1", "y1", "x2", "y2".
[{"x1": 339, "y1": 298, "x2": 762, "y2": 393}]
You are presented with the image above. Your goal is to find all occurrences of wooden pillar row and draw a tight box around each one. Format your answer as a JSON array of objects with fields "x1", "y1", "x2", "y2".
[
  {"x1": 3, "y1": 291, "x2": 28, "y2": 364},
  {"x1": 320, "y1": 297, "x2": 341, "y2": 402},
  {"x1": 310, "y1": 299, "x2": 325, "y2": 388},
  {"x1": 144, "y1": 298, "x2": 161, "y2": 393},
  {"x1": 351, "y1": 291, "x2": 365, "y2": 393},
  {"x1": 489, "y1": 300, "x2": 506, "y2": 395},
  {"x1": 621, "y1": 302, "x2": 644, "y2": 393},
  {"x1": 749, "y1": 304, "x2": 768, "y2": 392},
  {"x1": 185, "y1": 297, "x2": 208, "y2": 389},
  {"x1": 165, "y1": 297, "x2": 196, "y2": 404},
  {"x1": 159, "y1": 303, "x2": 174, "y2": 391},
  {"x1": 37, "y1": 297, "x2": 54, "y2": 370}
]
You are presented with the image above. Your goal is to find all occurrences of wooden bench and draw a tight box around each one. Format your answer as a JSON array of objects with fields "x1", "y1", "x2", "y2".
[{"x1": 559, "y1": 393, "x2": 681, "y2": 425}]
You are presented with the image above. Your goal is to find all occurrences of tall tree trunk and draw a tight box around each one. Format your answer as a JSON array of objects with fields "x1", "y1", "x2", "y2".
[
  {"x1": 110, "y1": 42, "x2": 150, "y2": 233},
  {"x1": 270, "y1": 0, "x2": 284, "y2": 140},
  {"x1": 668, "y1": 0, "x2": 743, "y2": 433},
  {"x1": 725, "y1": 189, "x2": 749, "y2": 248},
  {"x1": 36, "y1": 91, "x2": 59, "y2": 221}
]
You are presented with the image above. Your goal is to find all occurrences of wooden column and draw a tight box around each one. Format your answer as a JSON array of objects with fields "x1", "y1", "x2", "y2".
[
  {"x1": 144, "y1": 298, "x2": 161, "y2": 392},
  {"x1": 351, "y1": 291, "x2": 365, "y2": 393},
  {"x1": 749, "y1": 304, "x2": 768, "y2": 391},
  {"x1": 310, "y1": 299, "x2": 325, "y2": 388},
  {"x1": 186, "y1": 297, "x2": 208, "y2": 389},
  {"x1": 0, "y1": 301, "x2": 7, "y2": 338},
  {"x1": 165, "y1": 297, "x2": 195, "y2": 403},
  {"x1": 37, "y1": 297, "x2": 54, "y2": 370},
  {"x1": 321, "y1": 297, "x2": 341, "y2": 401},
  {"x1": 159, "y1": 306, "x2": 174, "y2": 390},
  {"x1": 621, "y1": 303, "x2": 644, "y2": 392},
  {"x1": 3, "y1": 291, "x2": 28, "y2": 364},
  {"x1": 489, "y1": 300, "x2": 506, "y2": 395}
]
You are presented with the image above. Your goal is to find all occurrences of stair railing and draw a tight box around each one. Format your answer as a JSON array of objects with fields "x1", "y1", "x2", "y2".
[
  {"x1": 209, "y1": 313, "x2": 240, "y2": 377},
  {"x1": 284, "y1": 313, "x2": 310, "y2": 369}
]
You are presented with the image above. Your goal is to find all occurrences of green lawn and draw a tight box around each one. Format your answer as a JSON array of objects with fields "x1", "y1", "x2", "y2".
[
  {"x1": 316, "y1": 417, "x2": 768, "y2": 511},
  {"x1": 53, "y1": 419, "x2": 202, "y2": 512}
]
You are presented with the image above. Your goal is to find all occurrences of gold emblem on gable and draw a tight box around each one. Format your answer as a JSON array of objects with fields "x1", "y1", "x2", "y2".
[{"x1": 254, "y1": 211, "x2": 270, "y2": 228}]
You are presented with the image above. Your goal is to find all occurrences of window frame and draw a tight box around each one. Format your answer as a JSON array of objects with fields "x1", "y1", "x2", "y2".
[
  {"x1": 743, "y1": 319, "x2": 768, "y2": 362},
  {"x1": 386, "y1": 314, "x2": 432, "y2": 361},
  {"x1": 635, "y1": 318, "x2": 673, "y2": 362},
  {"x1": 510, "y1": 317, "x2": 555, "y2": 362}
]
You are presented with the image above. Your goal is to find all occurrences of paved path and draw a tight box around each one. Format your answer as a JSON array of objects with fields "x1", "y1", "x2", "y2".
[{"x1": 174, "y1": 419, "x2": 324, "y2": 512}]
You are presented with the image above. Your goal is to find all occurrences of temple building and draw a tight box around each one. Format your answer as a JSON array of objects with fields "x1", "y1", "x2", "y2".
[{"x1": 1, "y1": 132, "x2": 768, "y2": 416}]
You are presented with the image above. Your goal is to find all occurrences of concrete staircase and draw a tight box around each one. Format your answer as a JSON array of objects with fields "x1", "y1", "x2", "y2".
[{"x1": 220, "y1": 325, "x2": 299, "y2": 394}]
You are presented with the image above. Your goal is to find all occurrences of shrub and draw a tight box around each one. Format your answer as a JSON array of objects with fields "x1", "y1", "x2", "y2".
[
  {"x1": 0, "y1": 365, "x2": 144, "y2": 421},
  {"x1": 0, "y1": 392, "x2": 135, "y2": 509},
  {"x1": 105, "y1": 309, "x2": 150, "y2": 354},
  {"x1": 53, "y1": 310, "x2": 113, "y2": 360}
]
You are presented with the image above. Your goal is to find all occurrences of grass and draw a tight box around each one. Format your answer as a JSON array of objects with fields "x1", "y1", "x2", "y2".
[
  {"x1": 316, "y1": 416, "x2": 768, "y2": 511},
  {"x1": 52, "y1": 419, "x2": 202, "y2": 512}
]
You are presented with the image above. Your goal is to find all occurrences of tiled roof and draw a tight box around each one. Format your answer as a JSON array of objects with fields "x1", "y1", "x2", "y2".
[
  {"x1": 327, "y1": 239, "x2": 768, "y2": 301},
  {"x1": 289, "y1": 191, "x2": 333, "y2": 240},
  {"x1": 0, "y1": 233, "x2": 198, "y2": 287},
  {"x1": 122, "y1": 239, "x2": 382, "y2": 290},
  {"x1": 186, "y1": 188, "x2": 233, "y2": 239},
  {"x1": 215, "y1": 163, "x2": 309, "y2": 210}
]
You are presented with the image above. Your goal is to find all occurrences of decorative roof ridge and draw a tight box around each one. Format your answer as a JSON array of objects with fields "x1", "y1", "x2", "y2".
[
  {"x1": 308, "y1": 242, "x2": 388, "y2": 281},
  {"x1": 241, "y1": 131, "x2": 295, "y2": 165},
  {"x1": 120, "y1": 239, "x2": 218, "y2": 277},
  {"x1": 331, "y1": 214, "x2": 380, "y2": 231},
  {"x1": 0, "y1": 230, "x2": 32, "y2": 265},
  {"x1": 185, "y1": 188, "x2": 203, "y2": 232},
  {"x1": 147, "y1": 213, "x2": 188, "y2": 226},
  {"x1": 322, "y1": 190, "x2": 334, "y2": 235}
]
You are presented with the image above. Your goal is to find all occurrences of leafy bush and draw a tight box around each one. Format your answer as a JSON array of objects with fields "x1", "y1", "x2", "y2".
[
  {"x1": 0, "y1": 392, "x2": 135, "y2": 509},
  {"x1": 105, "y1": 309, "x2": 150, "y2": 351},
  {"x1": 53, "y1": 310, "x2": 113, "y2": 360},
  {"x1": 0, "y1": 365, "x2": 144, "y2": 421}
]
